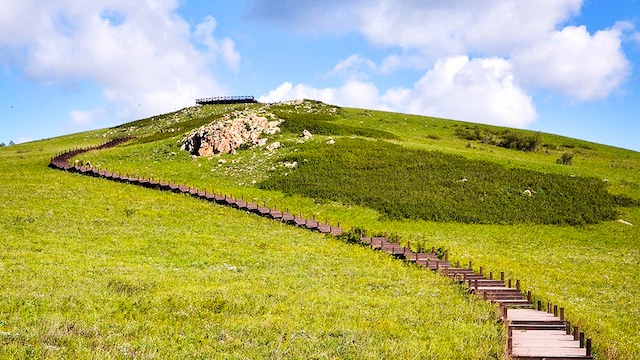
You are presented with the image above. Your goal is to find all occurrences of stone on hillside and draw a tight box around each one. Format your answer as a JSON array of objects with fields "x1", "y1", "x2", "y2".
[
  {"x1": 181, "y1": 111, "x2": 281, "y2": 157},
  {"x1": 267, "y1": 142, "x2": 281, "y2": 151},
  {"x1": 302, "y1": 129, "x2": 313, "y2": 140},
  {"x1": 617, "y1": 219, "x2": 633, "y2": 226}
]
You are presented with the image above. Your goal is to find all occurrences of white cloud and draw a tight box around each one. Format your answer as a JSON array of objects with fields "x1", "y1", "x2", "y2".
[
  {"x1": 513, "y1": 25, "x2": 630, "y2": 101},
  {"x1": 259, "y1": 80, "x2": 380, "y2": 109},
  {"x1": 70, "y1": 108, "x2": 106, "y2": 125},
  {"x1": 249, "y1": 0, "x2": 582, "y2": 56},
  {"x1": 328, "y1": 53, "x2": 430, "y2": 80},
  {"x1": 378, "y1": 53, "x2": 430, "y2": 74},
  {"x1": 250, "y1": 0, "x2": 631, "y2": 104},
  {"x1": 0, "y1": 0, "x2": 238, "y2": 127},
  {"x1": 326, "y1": 54, "x2": 376, "y2": 80},
  {"x1": 13, "y1": 137, "x2": 33, "y2": 144},
  {"x1": 356, "y1": 1, "x2": 583, "y2": 56},
  {"x1": 383, "y1": 56, "x2": 537, "y2": 127},
  {"x1": 194, "y1": 15, "x2": 241, "y2": 71},
  {"x1": 262, "y1": 56, "x2": 536, "y2": 128}
]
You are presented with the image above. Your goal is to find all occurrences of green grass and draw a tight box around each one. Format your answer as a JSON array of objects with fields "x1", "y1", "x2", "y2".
[
  {"x1": 271, "y1": 102, "x2": 398, "y2": 140},
  {"x1": 0, "y1": 135, "x2": 503, "y2": 358},
  {"x1": 259, "y1": 138, "x2": 623, "y2": 225},
  {"x1": 6, "y1": 99, "x2": 640, "y2": 359}
]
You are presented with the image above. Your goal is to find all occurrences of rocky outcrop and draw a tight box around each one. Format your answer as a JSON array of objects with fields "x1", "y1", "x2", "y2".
[{"x1": 181, "y1": 111, "x2": 281, "y2": 157}]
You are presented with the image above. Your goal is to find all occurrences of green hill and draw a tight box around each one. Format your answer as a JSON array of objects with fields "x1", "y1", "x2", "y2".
[{"x1": 2, "y1": 100, "x2": 639, "y2": 359}]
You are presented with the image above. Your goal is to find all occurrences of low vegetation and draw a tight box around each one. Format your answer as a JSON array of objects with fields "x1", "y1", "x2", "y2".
[
  {"x1": 4, "y1": 99, "x2": 640, "y2": 358},
  {"x1": 271, "y1": 102, "x2": 398, "y2": 140},
  {"x1": 454, "y1": 125, "x2": 541, "y2": 152},
  {"x1": 260, "y1": 138, "x2": 624, "y2": 225},
  {"x1": 0, "y1": 136, "x2": 503, "y2": 359}
]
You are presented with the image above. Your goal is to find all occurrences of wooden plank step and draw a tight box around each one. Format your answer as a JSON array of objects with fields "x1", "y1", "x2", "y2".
[
  {"x1": 281, "y1": 213, "x2": 294, "y2": 222},
  {"x1": 510, "y1": 323, "x2": 567, "y2": 330},
  {"x1": 246, "y1": 203, "x2": 258, "y2": 211},
  {"x1": 511, "y1": 357, "x2": 592, "y2": 360},
  {"x1": 508, "y1": 309, "x2": 563, "y2": 322},
  {"x1": 317, "y1": 224, "x2": 331, "y2": 233},
  {"x1": 482, "y1": 293, "x2": 527, "y2": 300},
  {"x1": 304, "y1": 220, "x2": 319, "y2": 230},
  {"x1": 405, "y1": 253, "x2": 440, "y2": 262},
  {"x1": 472, "y1": 286, "x2": 519, "y2": 292}
]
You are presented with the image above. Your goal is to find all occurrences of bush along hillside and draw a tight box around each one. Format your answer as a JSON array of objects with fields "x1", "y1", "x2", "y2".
[{"x1": 260, "y1": 138, "x2": 628, "y2": 225}]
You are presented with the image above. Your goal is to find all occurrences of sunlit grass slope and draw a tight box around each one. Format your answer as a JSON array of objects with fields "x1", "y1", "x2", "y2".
[
  {"x1": 0, "y1": 132, "x2": 503, "y2": 358},
  {"x1": 73, "y1": 100, "x2": 640, "y2": 359}
]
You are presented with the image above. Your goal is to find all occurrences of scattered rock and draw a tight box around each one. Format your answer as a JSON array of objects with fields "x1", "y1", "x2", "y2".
[
  {"x1": 523, "y1": 189, "x2": 533, "y2": 197},
  {"x1": 617, "y1": 219, "x2": 633, "y2": 226},
  {"x1": 326, "y1": 138, "x2": 335, "y2": 145},
  {"x1": 267, "y1": 142, "x2": 281, "y2": 151},
  {"x1": 302, "y1": 129, "x2": 313, "y2": 140},
  {"x1": 283, "y1": 161, "x2": 298, "y2": 168}
]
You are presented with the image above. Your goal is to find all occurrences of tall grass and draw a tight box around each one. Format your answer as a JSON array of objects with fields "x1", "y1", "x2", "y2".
[
  {"x1": 0, "y1": 136, "x2": 503, "y2": 359},
  {"x1": 25, "y1": 99, "x2": 640, "y2": 358}
]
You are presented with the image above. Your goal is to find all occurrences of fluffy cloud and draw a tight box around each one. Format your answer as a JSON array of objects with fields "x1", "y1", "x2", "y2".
[
  {"x1": 70, "y1": 108, "x2": 106, "y2": 125},
  {"x1": 513, "y1": 25, "x2": 630, "y2": 101},
  {"x1": 357, "y1": 1, "x2": 583, "y2": 56},
  {"x1": 259, "y1": 80, "x2": 381, "y2": 109},
  {"x1": 0, "y1": 0, "x2": 237, "y2": 127},
  {"x1": 326, "y1": 55, "x2": 377, "y2": 80},
  {"x1": 249, "y1": 0, "x2": 582, "y2": 55},
  {"x1": 384, "y1": 56, "x2": 536, "y2": 127},
  {"x1": 327, "y1": 53, "x2": 430, "y2": 79},
  {"x1": 250, "y1": 0, "x2": 631, "y2": 104},
  {"x1": 262, "y1": 56, "x2": 536, "y2": 127}
]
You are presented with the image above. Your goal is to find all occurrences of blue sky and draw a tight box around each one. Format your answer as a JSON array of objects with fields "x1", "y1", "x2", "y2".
[{"x1": 1, "y1": 0, "x2": 639, "y2": 151}]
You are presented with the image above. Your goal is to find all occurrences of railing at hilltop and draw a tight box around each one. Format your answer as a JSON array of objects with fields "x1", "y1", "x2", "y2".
[{"x1": 195, "y1": 95, "x2": 257, "y2": 105}]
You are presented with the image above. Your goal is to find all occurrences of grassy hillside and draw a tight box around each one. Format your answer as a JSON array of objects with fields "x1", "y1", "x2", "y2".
[
  {"x1": 3, "y1": 100, "x2": 640, "y2": 358},
  {"x1": 0, "y1": 126, "x2": 502, "y2": 357}
]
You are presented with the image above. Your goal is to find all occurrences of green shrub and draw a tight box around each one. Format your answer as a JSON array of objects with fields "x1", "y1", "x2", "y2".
[
  {"x1": 454, "y1": 126, "x2": 483, "y2": 141},
  {"x1": 454, "y1": 127, "x2": 541, "y2": 152},
  {"x1": 556, "y1": 152, "x2": 574, "y2": 165},
  {"x1": 498, "y1": 132, "x2": 540, "y2": 152},
  {"x1": 260, "y1": 139, "x2": 621, "y2": 225},
  {"x1": 273, "y1": 110, "x2": 398, "y2": 140},
  {"x1": 337, "y1": 227, "x2": 365, "y2": 244}
]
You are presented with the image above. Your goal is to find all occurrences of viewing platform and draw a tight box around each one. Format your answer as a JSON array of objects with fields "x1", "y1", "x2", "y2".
[{"x1": 195, "y1": 95, "x2": 257, "y2": 105}]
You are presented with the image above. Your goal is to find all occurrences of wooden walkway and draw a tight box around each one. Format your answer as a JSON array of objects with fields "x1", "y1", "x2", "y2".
[
  {"x1": 195, "y1": 95, "x2": 256, "y2": 105},
  {"x1": 49, "y1": 138, "x2": 594, "y2": 359}
]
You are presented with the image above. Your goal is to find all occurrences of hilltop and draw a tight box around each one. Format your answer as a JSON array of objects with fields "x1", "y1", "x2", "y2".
[{"x1": 1, "y1": 100, "x2": 639, "y2": 359}]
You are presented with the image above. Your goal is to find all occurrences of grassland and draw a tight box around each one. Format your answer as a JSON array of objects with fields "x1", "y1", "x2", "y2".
[
  {"x1": 259, "y1": 138, "x2": 624, "y2": 225},
  {"x1": 4, "y1": 99, "x2": 640, "y2": 358},
  {"x1": 1, "y1": 132, "x2": 503, "y2": 358}
]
